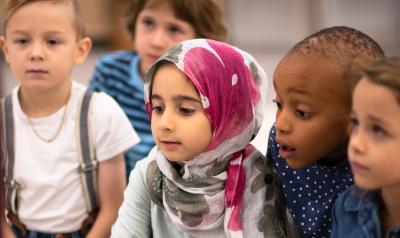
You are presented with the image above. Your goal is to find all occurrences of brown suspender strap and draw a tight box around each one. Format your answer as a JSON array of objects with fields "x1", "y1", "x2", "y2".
[
  {"x1": 2, "y1": 96, "x2": 28, "y2": 236},
  {"x1": 3, "y1": 96, "x2": 19, "y2": 214},
  {"x1": 77, "y1": 90, "x2": 99, "y2": 212}
]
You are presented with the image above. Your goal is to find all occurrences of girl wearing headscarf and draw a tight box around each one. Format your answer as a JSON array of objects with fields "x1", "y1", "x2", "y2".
[{"x1": 111, "y1": 39, "x2": 296, "y2": 237}]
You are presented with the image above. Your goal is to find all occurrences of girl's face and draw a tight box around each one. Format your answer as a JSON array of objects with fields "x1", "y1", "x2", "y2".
[
  {"x1": 348, "y1": 78, "x2": 400, "y2": 190},
  {"x1": 273, "y1": 54, "x2": 350, "y2": 169},
  {"x1": 134, "y1": 2, "x2": 196, "y2": 77},
  {"x1": 150, "y1": 63, "x2": 212, "y2": 162}
]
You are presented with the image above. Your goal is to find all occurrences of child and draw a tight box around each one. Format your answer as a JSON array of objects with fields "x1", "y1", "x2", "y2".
[
  {"x1": 0, "y1": 116, "x2": 4, "y2": 236},
  {"x1": 111, "y1": 39, "x2": 297, "y2": 237},
  {"x1": 0, "y1": 0, "x2": 139, "y2": 237},
  {"x1": 267, "y1": 26, "x2": 385, "y2": 238},
  {"x1": 330, "y1": 57, "x2": 400, "y2": 238},
  {"x1": 88, "y1": 0, "x2": 228, "y2": 177}
]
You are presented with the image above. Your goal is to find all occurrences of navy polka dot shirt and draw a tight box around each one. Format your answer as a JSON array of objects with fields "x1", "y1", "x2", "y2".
[{"x1": 267, "y1": 126, "x2": 353, "y2": 238}]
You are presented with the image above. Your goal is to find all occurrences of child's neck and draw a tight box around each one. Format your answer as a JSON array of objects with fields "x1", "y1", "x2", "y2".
[
  {"x1": 380, "y1": 186, "x2": 400, "y2": 235},
  {"x1": 318, "y1": 140, "x2": 348, "y2": 166},
  {"x1": 18, "y1": 83, "x2": 71, "y2": 118}
]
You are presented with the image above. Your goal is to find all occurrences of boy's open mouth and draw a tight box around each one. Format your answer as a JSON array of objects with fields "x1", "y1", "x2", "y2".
[
  {"x1": 281, "y1": 144, "x2": 295, "y2": 152},
  {"x1": 276, "y1": 140, "x2": 296, "y2": 158}
]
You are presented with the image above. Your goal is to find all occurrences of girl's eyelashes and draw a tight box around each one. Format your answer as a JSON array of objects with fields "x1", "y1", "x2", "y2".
[
  {"x1": 179, "y1": 107, "x2": 195, "y2": 115},
  {"x1": 150, "y1": 102, "x2": 196, "y2": 116},
  {"x1": 371, "y1": 123, "x2": 387, "y2": 138},
  {"x1": 151, "y1": 105, "x2": 164, "y2": 113},
  {"x1": 349, "y1": 116, "x2": 359, "y2": 132},
  {"x1": 349, "y1": 114, "x2": 388, "y2": 139}
]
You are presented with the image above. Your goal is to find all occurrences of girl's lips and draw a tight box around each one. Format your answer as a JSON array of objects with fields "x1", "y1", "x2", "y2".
[
  {"x1": 160, "y1": 141, "x2": 181, "y2": 150},
  {"x1": 350, "y1": 161, "x2": 370, "y2": 173}
]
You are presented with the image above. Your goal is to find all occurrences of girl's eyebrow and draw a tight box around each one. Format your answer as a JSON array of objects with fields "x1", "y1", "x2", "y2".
[
  {"x1": 150, "y1": 94, "x2": 162, "y2": 100},
  {"x1": 151, "y1": 94, "x2": 202, "y2": 103},
  {"x1": 366, "y1": 113, "x2": 389, "y2": 127},
  {"x1": 173, "y1": 95, "x2": 202, "y2": 103}
]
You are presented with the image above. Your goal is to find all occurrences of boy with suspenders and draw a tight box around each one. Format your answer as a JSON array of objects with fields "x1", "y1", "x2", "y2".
[{"x1": 0, "y1": 0, "x2": 139, "y2": 237}]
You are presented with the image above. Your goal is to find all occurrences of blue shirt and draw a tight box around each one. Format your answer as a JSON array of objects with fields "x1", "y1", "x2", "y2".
[
  {"x1": 331, "y1": 186, "x2": 400, "y2": 238},
  {"x1": 89, "y1": 51, "x2": 155, "y2": 176},
  {"x1": 267, "y1": 126, "x2": 353, "y2": 238}
]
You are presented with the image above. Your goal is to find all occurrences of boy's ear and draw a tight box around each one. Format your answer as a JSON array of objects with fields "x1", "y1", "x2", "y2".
[
  {"x1": 0, "y1": 36, "x2": 10, "y2": 63},
  {"x1": 74, "y1": 37, "x2": 92, "y2": 64}
]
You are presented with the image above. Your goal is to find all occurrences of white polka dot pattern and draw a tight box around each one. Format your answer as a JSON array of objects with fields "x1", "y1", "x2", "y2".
[
  {"x1": 267, "y1": 126, "x2": 353, "y2": 238},
  {"x1": 231, "y1": 74, "x2": 238, "y2": 86}
]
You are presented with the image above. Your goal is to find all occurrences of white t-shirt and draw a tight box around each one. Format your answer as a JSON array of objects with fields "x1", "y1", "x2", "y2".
[{"x1": 11, "y1": 81, "x2": 140, "y2": 232}]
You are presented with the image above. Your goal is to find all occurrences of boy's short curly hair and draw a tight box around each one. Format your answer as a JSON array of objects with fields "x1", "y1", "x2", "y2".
[
  {"x1": 125, "y1": 0, "x2": 227, "y2": 42},
  {"x1": 361, "y1": 57, "x2": 400, "y2": 105},
  {"x1": 289, "y1": 26, "x2": 385, "y2": 82},
  {"x1": 2, "y1": 0, "x2": 85, "y2": 39}
]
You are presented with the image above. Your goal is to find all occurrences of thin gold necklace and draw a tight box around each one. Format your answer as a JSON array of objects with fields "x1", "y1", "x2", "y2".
[{"x1": 27, "y1": 93, "x2": 70, "y2": 143}]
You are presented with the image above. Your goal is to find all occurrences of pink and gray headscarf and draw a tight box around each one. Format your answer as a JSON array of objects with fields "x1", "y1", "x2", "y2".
[{"x1": 144, "y1": 39, "x2": 288, "y2": 237}]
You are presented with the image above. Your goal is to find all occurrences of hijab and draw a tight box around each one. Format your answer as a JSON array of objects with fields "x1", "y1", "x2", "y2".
[{"x1": 144, "y1": 39, "x2": 287, "y2": 237}]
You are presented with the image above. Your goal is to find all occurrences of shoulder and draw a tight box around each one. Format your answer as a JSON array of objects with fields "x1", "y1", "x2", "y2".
[
  {"x1": 129, "y1": 148, "x2": 159, "y2": 188},
  {"x1": 91, "y1": 90, "x2": 120, "y2": 110},
  {"x1": 89, "y1": 89, "x2": 134, "y2": 130},
  {"x1": 266, "y1": 125, "x2": 278, "y2": 157},
  {"x1": 333, "y1": 186, "x2": 371, "y2": 212},
  {"x1": 131, "y1": 155, "x2": 154, "y2": 178},
  {"x1": 125, "y1": 152, "x2": 159, "y2": 205},
  {"x1": 91, "y1": 51, "x2": 139, "y2": 85},
  {"x1": 88, "y1": 89, "x2": 140, "y2": 160},
  {"x1": 333, "y1": 186, "x2": 353, "y2": 210},
  {"x1": 71, "y1": 82, "x2": 123, "y2": 121},
  {"x1": 96, "y1": 50, "x2": 138, "y2": 66}
]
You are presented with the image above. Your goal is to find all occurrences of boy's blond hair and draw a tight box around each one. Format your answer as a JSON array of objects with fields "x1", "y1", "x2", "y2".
[
  {"x1": 125, "y1": 0, "x2": 227, "y2": 42},
  {"x1": 2, "y1": 0, "x2": 85, "y2": 38}
]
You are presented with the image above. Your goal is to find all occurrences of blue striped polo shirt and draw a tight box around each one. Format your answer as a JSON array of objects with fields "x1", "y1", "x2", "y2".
[{"x1": 89, "y1": 51, "x2": 155, "y2": 177}]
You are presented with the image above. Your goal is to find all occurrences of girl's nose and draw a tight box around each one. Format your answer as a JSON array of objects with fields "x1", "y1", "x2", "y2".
[
  {"x1": 348, "y1": 128, "x2": 366, "y2": 157},
  {"x1": 158, "y1": 109, "x2": 175, "y2": 131}
]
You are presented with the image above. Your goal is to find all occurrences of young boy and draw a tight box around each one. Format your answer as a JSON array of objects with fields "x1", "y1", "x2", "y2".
[
  {"x1": 267, "y1": 26, "x2": 385, "y2": 238},
  {"x1": 88, "y1": 0, "x2": 227, "y2": 177},
  {"x1": 0, "y1": 117, "x2": 4, "y2": 236},
  {"x1": 0, "y1": 0, "x2": 139, "y2": 237}
]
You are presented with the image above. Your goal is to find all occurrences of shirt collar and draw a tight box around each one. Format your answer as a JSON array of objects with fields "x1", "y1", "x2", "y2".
[{"x1": 344, "y1": 186, "x2": 378, "y2": 212}]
